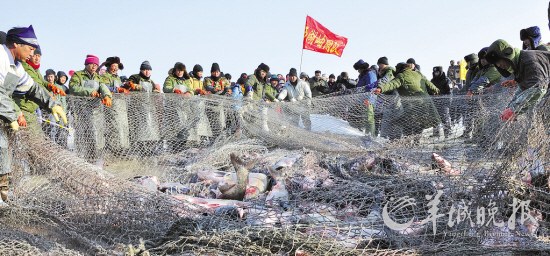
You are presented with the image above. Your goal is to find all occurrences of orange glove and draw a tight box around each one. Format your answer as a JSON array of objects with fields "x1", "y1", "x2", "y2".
[
  {"x1": 174, "y1": 89, "x2": 184, "y2": 94},
  {"x1": 48, "y1": 83, "x2": 67, "y2": 96},
  {"x1": 91, "y1": 91, "x2": 100, "y2": 98},
  {"x1": 117, "y1": 87, "x2": 130, "y2": 94},
  {"x1": 183, "y1": 92, "x2": 192, "y2": 98},
  {"x1": 363, "y1": 99, "x2": 370, "y2": 107},
  {"x1": 17, "y1": 112, "x2": 27, "y2": 127},
  {"x1": 373, "y1": 88, "x2": 382, "y2": 95},
  {"x1": 195, "y1": 89, "x2": 208, "y2": 95},
  {"x1": 500, "y1": 108, "x2": 515, "y2": 121},
  {"x1": 501, "y1": 80, "x2": 517, "y2": 87},
  {"x1": 127, "y1": 81, "x2": 137, "y2": 90},
  {"x1": 101, "y1": 96, "x2": 112, "y2": 107}
]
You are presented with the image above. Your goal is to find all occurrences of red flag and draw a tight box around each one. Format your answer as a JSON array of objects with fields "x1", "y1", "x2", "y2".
[{"x1": 302, "y1": 16, "x2": 348, "y2": 57}]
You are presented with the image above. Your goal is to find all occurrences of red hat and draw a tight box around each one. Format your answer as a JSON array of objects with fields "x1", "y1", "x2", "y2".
[{"x1": 84, "y1": 54, "x2": 99, "y2": 66}]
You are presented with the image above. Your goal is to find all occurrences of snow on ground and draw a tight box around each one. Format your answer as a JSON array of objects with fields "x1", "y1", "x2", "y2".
[{"x1": 309, "y1": 114, "x2": 365, "y2": 136}]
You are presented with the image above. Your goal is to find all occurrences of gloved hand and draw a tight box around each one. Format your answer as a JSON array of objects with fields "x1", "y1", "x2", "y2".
[
  {"x1": 183, "y1": 92, "x2": 192, "y2": 98},
  {"x1": 48, "y1": 83, "x2": 67, "y2": 96},
  {"x1": 51, "y1": 105, "x2": 68, "y2": 124},
  {"x1": 17, "y1": 112, "x2": 27, "y2": 127},
  {"x1": 153, "y1": 84, "x2": 161, "y2": 93},
  {"x1": 363, "y1": 99, "x2": 370, "y2": 107},
  {"x1": 117, "y1": 87, "x2": 130, "y2": 94},
  {"x1": 500, "y1": 108, "x2": 515, "y2": 121},
  {"x1": 127, "y1": 81, "x2": 137, "y2": 90},
  {"x1": 174, "y1": 89, "x2": 184, "y2": 94},
  {"x1": 195, "y1": 89, "x2": 208, "y2": 95},
  {"x1": 102, "y1": 96, "x2": 112, "y2": 107},
  {"x1": 467, "y1": 91, "x2": 473, "y2": 97},
  {"x1": 225, "y1": 88, "x2": 232, "y2": 95},
  {"x1": 9, "y1": 121, "x2": 19, "y2": 131},
  {"x1": 373, "y1": 88, "x2": 382, "y2": 95},
  {"x1": 91, "y1": 91, "x2": 100, "y2": 98},
  {"x1": 501, "y1": 80, "x2": 517, "y2": 87}
]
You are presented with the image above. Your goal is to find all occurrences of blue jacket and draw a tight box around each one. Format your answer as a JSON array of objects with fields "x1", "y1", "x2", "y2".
[{"x1": 357, "y1": 69, "x2": 378, "y2": 91}]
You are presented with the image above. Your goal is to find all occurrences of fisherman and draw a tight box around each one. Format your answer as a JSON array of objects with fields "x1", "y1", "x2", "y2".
[
  {"x1": 466, "y1": 47, "x2": 504, "y2": 144},
  {"x1": 204, "y1": 63, "x2": 231, "y2": 95},
  {"x1": 245, "y1": 63, "x2": 273, "y2": 131},
  {"x1": 309, "y1": 70, "x2": 329, "y2": 97},
  {"x1": 127, "y1": 61, "x2": 160, "y2": 93},
  {"x1": 520, "y1": 26, "x2": 550, "y2": 51},
  {"x1": 0, "y1": 25, "x2": 67, "y2": 204},
  {"x1": 203, "y1": 63, "x2": 231, "y2": 136},
  {"x1": 455, "y1": 53, "x2": 480, "y2": 139},
  {"x1": 430, "y1": 66, "x2": 452, "y2": 138},
  {"x1": 353, "y1": 59, "x2": 378, "y2": 136},
  {"x1": 101, "y1": 56, "x2": 126, "y2": 94},
  {"x1": 485, "y1": 39, "x2": 550, "y2": 121},
  {"x1": 189, "y1": 64, "x2": 206, "y2": 95},
  {"x1": 278, "y1": 68, "x2": 313, "y2": 130},
  {"x1": 374, "y1": 62, "x2": 440, "y2": 140},
  {"x1": 17, "y1": 47, "x2": 57, "y2": 135},
  {"x1": 69, "y1": 54, "x2": 113, "y2": 165}
]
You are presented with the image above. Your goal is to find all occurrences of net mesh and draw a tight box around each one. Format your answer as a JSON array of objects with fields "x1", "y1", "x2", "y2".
[{"x1": 2, "y1": 86, "x2": 550, "y2": 255}]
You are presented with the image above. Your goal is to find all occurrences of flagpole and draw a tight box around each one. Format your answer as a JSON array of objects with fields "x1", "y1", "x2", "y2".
[{"x1": 299, "y1": 48, "x2": 304, "y2": 74}]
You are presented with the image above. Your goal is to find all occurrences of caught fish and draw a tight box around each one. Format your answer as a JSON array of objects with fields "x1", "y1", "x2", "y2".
[
  {"x1": 132, "y1": 176, "x2": 159, "y2": 192},
  {"x1": 197, "y1": 169, "x2": 231, "y2": 184},
  {"x1": 272, "y1": 154, "x2": 301, "y2": 170},
  {"x1": 158, "y1": 182, "x2": 190, "y2": 195},
  {"x1": 431, "y1": 153, "x2": 460, "y2": 176},
  {"x1": 218, "y1": 153, "x2": 255, "y2": 200},
  {"x1": 266, "y1": 166, "x2": 289, "y2": 209},
  {"x1": 172, "y1": 194, "x2": 250, "y2": 210}
]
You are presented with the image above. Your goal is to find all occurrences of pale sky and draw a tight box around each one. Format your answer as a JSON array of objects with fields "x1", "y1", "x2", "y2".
[{"x1": 3, "y1": 0, "x2": 549, "y2": 83}]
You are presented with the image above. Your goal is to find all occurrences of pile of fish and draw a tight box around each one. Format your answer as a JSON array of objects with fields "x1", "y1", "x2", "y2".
[{"x1": 131, "y1": 149, "x2": 546, "y2": 251}]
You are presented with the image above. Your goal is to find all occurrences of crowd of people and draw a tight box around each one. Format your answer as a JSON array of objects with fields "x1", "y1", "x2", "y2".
[{"x1": 1, "y1": 21, "x2": 550, "y2": 205}]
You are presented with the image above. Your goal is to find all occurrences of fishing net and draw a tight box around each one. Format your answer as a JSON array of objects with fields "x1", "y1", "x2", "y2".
[{"x1": 1, "y1": 84, "x2": 549, "y2": 255}]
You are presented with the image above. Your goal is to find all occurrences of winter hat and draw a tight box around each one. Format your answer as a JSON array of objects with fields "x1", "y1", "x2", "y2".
[
  {"x1": 6, "y1": 25, "x2": 39, "y2": 48},
  {"x1": 224, "y1": 73, "x2": 232, "y2": 80},
  {"x1": 377, "y1": 56, "x2": 389, "y2": 65},
  {"x1": 477, "y1": 47, "x2": 489, "y2": 59},
  {"x1": 329, "y1": 74, "x2": 335, "y2": 79},
  {"x1": 211, "y1": 62, "x2": 220, "y2": 72},
  {"x1": 193, "y1": 64, "x2": 203, "y2": 73},
  {"x1": 300, "y1": 72, "x2": 309, "y2": 79},
  {"x1": 288, "y1": 68, "x2": 298, "y2": 77},
  {"x1": 84, "y1": 54, "x2": 100, "y2": 66},
  {"x1": 105, "y1": 56, "x2": 124, "y2": 70},
  {"x1": 240, "y1": 73, "x2": 248, "y2": 79},
  {"x1": 340, "y1": 72, "x2": 349, "y2": 79},
  {"x1": 463, "y1": 53, "x2": 478, "y2": 63},
  {"x1": 0, "y1": 31, "x2": 6, "y2": 45},
  {"x1": 315, "y1": 70, "x2": 321, "y2": 75},
  {"x1": 236, "y1": 77, "x2": 246, "y2": 85},
  {"x1": 257, "y1": 63, "x2": 270, "y2": 73},
  {"x1": 395, "y1": 62, "x2": 407, "y2": 74},
  {"x1": 353, "y1": 59, "x2": 369, "y2": 70},
  {"x1": 33, "y1": 47, "x2": 42, "y2": 56},
  {"x1": 406, "y1": 58, "x2": 416, "y2": 65},
  {"x1": 56, "y1": 71, "x2": 67, "y2": 80},
  {"x1": 140, "y1": 60, "x2": 152, "y2": 70},
  {"x1": 173, "y1": 62, "x2": 185, "y2": 71},
  {"x1": 45, "y1": 69, "x2": 55, "y2": 76},
  {"x1": 520, "y1": 26, "x2": 541, "y2": 49},
  {"x1": 433, "y1": 66, "x2": 443, "y2": 73},
  {"x1": 270, "y1": 74, "x2": 279, "y2": 81}
]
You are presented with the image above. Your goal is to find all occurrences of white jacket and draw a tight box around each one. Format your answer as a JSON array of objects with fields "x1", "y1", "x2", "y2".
[{"x1": 277, "y1": 80, "x2": 312, "y2": 102}]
